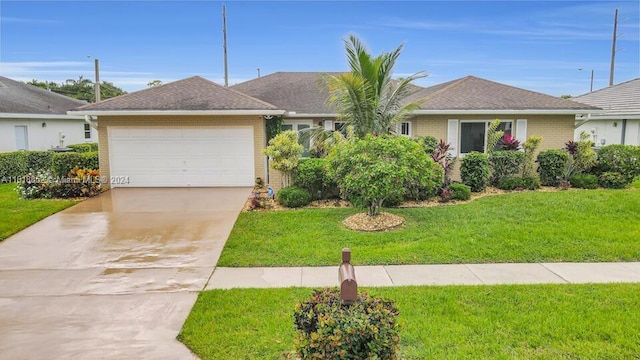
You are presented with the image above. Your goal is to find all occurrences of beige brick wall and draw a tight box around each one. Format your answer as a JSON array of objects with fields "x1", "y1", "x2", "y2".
[
  {"x1": 97, "y1": 115, "x2": 265, "y2": 189},
  {"x1": 411, "y1": 114, "x2": 576, "y2": 181}
]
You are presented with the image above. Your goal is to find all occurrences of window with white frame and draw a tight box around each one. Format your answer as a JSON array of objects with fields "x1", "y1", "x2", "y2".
[
  {"x1": 459, "y1": 120, "x2": 512, "y2": 154},
  {"x1": 282, "y1": 120, "x2": 312, "y2": 157},
  {"x1": 399, "y1": 121, "x2": 411, "y2": 137},
  {"x1": 84, "y1": 123, "x2": 92, "y2": 140}
]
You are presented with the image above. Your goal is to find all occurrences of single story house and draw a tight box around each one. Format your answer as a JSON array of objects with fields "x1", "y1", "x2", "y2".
[
  {"x1": 70, "y1": 73, "x2": 600, "y2": 190},
  {"x1": 0, "y1": 76, "x2": 95, "y2": 152},
  {"x1": 573, "y1": 78, "x2": 639, "y2": 146}
]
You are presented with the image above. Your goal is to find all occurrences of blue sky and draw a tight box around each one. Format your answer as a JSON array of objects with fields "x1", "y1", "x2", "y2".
[{"x1": 1, "y1": 1, "x2": 638, "y2": 96}]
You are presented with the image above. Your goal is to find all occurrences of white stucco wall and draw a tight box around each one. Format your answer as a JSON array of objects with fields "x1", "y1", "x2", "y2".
[
  {"x1": 0, "y1": 118, "x2": 98, "y2": 152},
  {"x1": 575, "y1": 119, "x2": 640, "y2": 147}
]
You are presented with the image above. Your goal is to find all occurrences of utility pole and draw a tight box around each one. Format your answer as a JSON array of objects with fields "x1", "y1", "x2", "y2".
[
  {"x1": 609, "y1": 8, "x2": 618, "y2": 86},
  {"x1": 222, "y1": 4, "x2": 229, "y2": 87},
  {"x1": 257, "y1": 67, "x2": 261, "y2": 78},
  {"x1": 94, "y1": 59, "x2": 101, "y2": 102},
  {"x1": 590, "y1": 69, "x2": 594, "y2": 92}
]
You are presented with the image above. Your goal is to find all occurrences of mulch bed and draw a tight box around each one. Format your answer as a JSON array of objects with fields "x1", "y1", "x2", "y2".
[{"x1": 342, "y1": 212, "x2": 404, "y2": 232}]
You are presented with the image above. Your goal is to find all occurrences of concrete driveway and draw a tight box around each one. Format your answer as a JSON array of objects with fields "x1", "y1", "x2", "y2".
[{"x1": 0, "y1": 187, "x2": 250, "y2": 360}]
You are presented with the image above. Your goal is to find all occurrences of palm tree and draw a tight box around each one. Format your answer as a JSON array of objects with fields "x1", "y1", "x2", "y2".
[{"x1": 325, "y1": 35, "x2": 427, "y2": 138}]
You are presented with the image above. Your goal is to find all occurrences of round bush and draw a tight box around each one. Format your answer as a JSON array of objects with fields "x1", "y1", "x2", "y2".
[
  {"x1": 276, "y1": 186, "x2": 312, "y2": 208},
  {"x1": 598, "y1": 172, "x2": 628, "y2": 189},
  {"x1": 293, "y1": 288, "x2": 400, "y2": 360},
  {"x1": 449, "y1": 183, "x2": 471, "y2": 200},
  {"x1": 570, "y1": 173, "x2": 598, "y2": 189},
  {"x1": 596, "y1": 144, "x2": 640, "y2": 183},
  {"x1": 293, "y1": 158, "x2": 338, "y2": 199},
  {"x1": 537, "y1": 149, "x2": 569, "y2": 186},
  {"x1": 460, "y1": 151, "x2": 489, "y2": 192},
  {"x1": 489, "y1": 150, "x2": 525, "y2": 185}
]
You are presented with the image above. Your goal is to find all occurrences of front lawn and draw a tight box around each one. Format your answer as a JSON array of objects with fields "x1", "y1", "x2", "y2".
[
  {"x1": 0, "y1": 183, "x2": 78, "y2": 241},
  {"x1": 179, "y1": 284, "x2": 640, "y2": 359},
  {"x1": 218, "y1": 189, "x2": 640, "y2": 266}
]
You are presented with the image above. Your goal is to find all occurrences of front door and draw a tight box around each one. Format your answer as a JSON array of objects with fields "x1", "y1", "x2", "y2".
[{"x1": 15, "y1": 126, "x2": 28, "y2": 150}]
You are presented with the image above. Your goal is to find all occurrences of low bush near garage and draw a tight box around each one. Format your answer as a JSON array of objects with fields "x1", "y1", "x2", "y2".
[
  {"x1": 277, "y1": 186, "x2": 312, "y2": 208},
  {"x1": 293, "y1": 158, "x2": 338, "y2": 200},
  {"x1": 52, "y1": 152, "x2": 98, "y2": 177},
  {"x1": 16, "y1": 167, "x2": 101, "y2": 199}
]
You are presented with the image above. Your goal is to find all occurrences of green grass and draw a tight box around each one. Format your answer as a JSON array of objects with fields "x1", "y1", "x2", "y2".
[
  {"x1": 218, "y1": 189, "x2": 640, "y2": 266},
  {"x1": 0, "y1": 183, "x2": 78, "y2": 241},
  {"x1": 179, "y1": 284, "x2": 640, "y2": 359}
]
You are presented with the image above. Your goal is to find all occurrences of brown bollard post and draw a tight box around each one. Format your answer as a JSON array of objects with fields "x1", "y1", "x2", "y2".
[{"x1": 339, "y1": 248, "x2": 357, "y2": 305}]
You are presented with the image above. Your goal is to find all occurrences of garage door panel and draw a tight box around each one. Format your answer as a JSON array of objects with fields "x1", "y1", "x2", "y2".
[{"x1": 109, "y1": 127, "x2": 254, "y2": 187}]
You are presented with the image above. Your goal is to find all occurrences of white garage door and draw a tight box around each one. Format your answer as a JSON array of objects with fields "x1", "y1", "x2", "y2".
[{"x1": 108, "y1": 127, "x2": 255, "y2": 187}]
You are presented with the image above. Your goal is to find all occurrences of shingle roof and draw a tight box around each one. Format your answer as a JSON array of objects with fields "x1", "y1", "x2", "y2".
[
  {"x1": 406, "y1": 76, "x2": 600, "y2": 111},
  {"x1": 231, "y1": 72, "x2": 339, "y2": 114},
  {"x1": 574, "y1": 78, "x2": 640, "y2": 116},
  {"x1": 0, "y1": 76, "x2": 86, "y2": 114},
  {"x1": 75, "y1": 76, "x2": 278, "y2": 111}
]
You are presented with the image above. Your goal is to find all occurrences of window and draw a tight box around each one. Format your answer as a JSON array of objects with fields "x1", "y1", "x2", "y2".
[
  {"x1": 459, "y1": 120, "x2": 512, "y2": 154},
  {"x1": 84, "y1": 123, "x2": 92, "y2": 139},
  {"x1": 334, "y1": 122, "x2": 347, "y2": 136},
  {"x1": 399, "y1": 122, "x2": 411, "y2": 137},
  {"x1": 282, "y1": 120, "x2": 312, "y2": 157}
]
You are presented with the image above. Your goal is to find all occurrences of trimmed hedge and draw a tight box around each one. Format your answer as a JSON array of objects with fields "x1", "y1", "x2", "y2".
[
  {"x1": 67, "y1": 142, "x2": 99, "y2": 153},
  {"x1": 461, "y1": 151, "x2": 489, "y2": 192},
  {"x1": 0, "y1": 152, "x2": 28, "y2": 182},
  {"x1": 293, "y1": 288, "x2": 400, "y2": 360},
  {"x1": 52, "y1": 151, "x2": 99, "y2": 177},
  {"x1": 25, "y1": 151, "x2": 54, "y2": 173},
  {"x1": 570, "y1": 173, "x2": 598, "y2": 189},
  {"x1": 449, "y1": 183, "x2": 471, "y2": 200},
  {"x1": 276, "y1": 186, "x2": 312, "y2": 208},
  {"x1": 537, "y1": 149, "x2": 569, "y2": 186},
  {"x1": 496, "y1": 177, "x2": 540, "y2": 191},
  {"x1": 596, "y1": 144, "x2": 640, "y2": 183},
  {"x1": 293, "y1": 158, "x2": 338, "y2": 199},
  {"x1": 489, "y1": 150, "x2": 526, "y2": 185}
]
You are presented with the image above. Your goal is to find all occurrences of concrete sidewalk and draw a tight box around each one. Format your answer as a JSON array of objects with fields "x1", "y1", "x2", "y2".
[{"x1": 206, "y1": 262, "x2": 640, "y2": 289}]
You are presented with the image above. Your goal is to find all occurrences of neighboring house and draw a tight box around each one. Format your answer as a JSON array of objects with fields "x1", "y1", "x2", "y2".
[
  {"x1": 69, "y1": 74, "x2": 600, "y2": 190},
  {"x1": 573, "y1": 78, "x2": 640, "y2": 146},
  {"x1": 69, "y1": 76, "x2": 284, "y2": 189},
  {"x1": 0, "y1": 76, "x2": 94, "y2": 152}
]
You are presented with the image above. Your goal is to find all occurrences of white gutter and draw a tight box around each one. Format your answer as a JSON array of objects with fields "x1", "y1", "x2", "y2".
[
  {"x1": 285, "y1": 112, "x2": 338, "y2": 118},
  {"x1": 84, "y1": 115, "x2": 98, "y2": 129},
  {"x1": 0, "y1": 113, "x2": 85, "y2": 120},
  {"x1": 585, "y1": 114, "x2": 640, "y2": 120},
  {"x1": 68, "y1": 109, "x2": 286, "y2": 116},
  {"x1": 412, "y1": 109, "x2": 604, "y2": 115}
]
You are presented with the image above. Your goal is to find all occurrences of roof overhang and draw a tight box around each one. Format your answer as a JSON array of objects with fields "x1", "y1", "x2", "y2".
[
  {"x1": 412, "y1": 109, "x2": 604, "y2": 115},
  {"x1": 0, "y1": 113, "x2": 85, "y2": 120},
  {"x1": 582, "y1": 113, "x2": 640, "y2": 120},
  {"x1": 285, "y1": 112, "x2": 338, "y2": 118},
  {"x1": 68, "y1": 109, "x2": 286, "y2": 116}
]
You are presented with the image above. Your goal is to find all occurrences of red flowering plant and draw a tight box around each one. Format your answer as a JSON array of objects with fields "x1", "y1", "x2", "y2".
[{"x1": 499, "y1": 134, "x2": 521, "y2": 150}]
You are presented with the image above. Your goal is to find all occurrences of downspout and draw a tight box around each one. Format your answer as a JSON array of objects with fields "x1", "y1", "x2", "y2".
[
  {"x1": 574, "y1": 113, "x2": 591, "y2": 129},
  {"x1": 620, "y1": 119, "x2": 627, "y2": 144},
  {"x1": 84, "y1": 115, "x2": 98, "y2": 129}
]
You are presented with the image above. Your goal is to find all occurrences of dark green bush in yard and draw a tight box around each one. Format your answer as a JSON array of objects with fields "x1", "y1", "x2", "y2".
[
  {"x1": 25, "y1": 151, "x2": 54, "y2": 173},
  {"x1": 293, "y1": 158, "x2": 338, "y2": 199},
  {"x1": 293, "y1": 288, "x2": 400, "y2": 360},
  {"x1": 599, "y1": 172, "x2": 628, "y2": 189},
  {"x1": 276, "y1": 186, "x2": 312, "y2": 208},
  {"x1": 570, "y1": 174, "x2": 598, "y2": 189},
  {"x1": 449, "y1": 183, "x2": 471, "y2": 200},
  {"x1": 0, "y1": 152, "x2": 27, "y2": 182},
  {"x1": 67, "y1": 143, "x2": 91, "y2": 153},
  {"x1": 461, "y1": 151, "x2": 489, "y2": 192},
  {"x1": 496, "y1": 177, "x2": 540, "y2": 191},
  {"x1": 537, "y1": 149, "x2": 569, "y2": 186},
  {"x1": 52, "y1": 151, "x2": 98, "y2": 176},
  {"x1": 596, "y1": 144, "x2": 640, "y2": 183},
  {"x1": 489, "y1": 150, "x2": 525, "y2": 185}
]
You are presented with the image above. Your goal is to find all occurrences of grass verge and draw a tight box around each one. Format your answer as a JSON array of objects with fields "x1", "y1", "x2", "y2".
[
  {"x1": 0, "y1": 183, "x2": 78, "y2": 241},
  {"x1": 218, "y1": 189, "x2": 640, "y2": 266},
  {"x1": 179, "y1": 283, "x2": 640, "y2": 359}
]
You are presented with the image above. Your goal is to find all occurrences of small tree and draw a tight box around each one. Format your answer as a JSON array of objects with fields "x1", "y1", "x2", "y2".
[
  {"x1": 263, "y1": 130, "x2": 303, "y2": 187},
  {"x1": 485, "y1": 119, "x2": 504, "y2": 156},
  {"x1": 329, "y1": 135, "x2": 439, "y2": 216},
  {"x1": 521, "y1": 135, "x2": 543, "y2": 178}
]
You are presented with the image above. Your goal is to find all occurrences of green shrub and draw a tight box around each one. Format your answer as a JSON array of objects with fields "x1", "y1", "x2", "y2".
[
  {"x1": 293, "y1": 158, "x2": 338, "y2": 199},
  {"x1": 449, "y1": 183, "x2": 471, "y2": 200},
  {"x1": 489, "y1": 150, "x2": 525, "y2": 185},
  {"x1": 0, "y1": 152, "x2": 27, "y2": 182},
  {"x1": 496, "y1": 177, "x2": 540, "y2": 191},
  {"x1": 88, "y1": 142, "x2": 99, "y2": 152},
  {"x1": 537, "y1": 149, "x2": 569, "y2": 186},
  {"x1": 570, "y1": 174, "x2": 598, "y2": 189},
  {"x1": 598, "y1": 172, "x2": 628, "y2": 189},
  {"x1": 52, "y1": 152, "x2": 99, "y2": 176},
  {"x1": 414, "y1": 135, "x2": 438, "y2": 155},
  {"x1": 67, "y1": 143, "x2": 92, "y2": 153},
  {"x1": 596, "y1": 144, "x2": 640, "y2": 183},
  {"x1": 382, "y1": 192, "x2": 404, "y2": 207},
  {"x1": 293, "y1": 288, "x2": 400, "y2": 360},
  {"x1": 521, "y1": 176, "x2": 541, "y2": 190},
  {"x1": 25, "y1": 151, "x2": 54, "y2": 173},
  {"x1": 16, "y1": 168, "x2": 101, "y2": 199},
  {"x1": 460, "y1": 151, "x2": 489, "y2": 192},
  {"x1": 276, "y1": 186, "x2": 312, "y2": 208}
]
